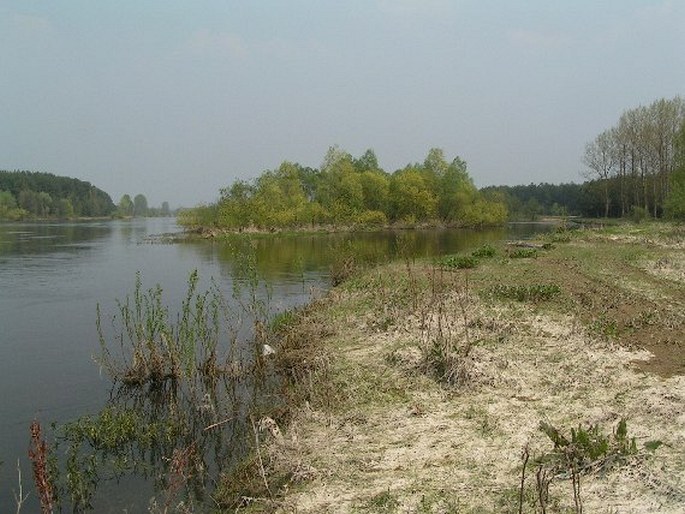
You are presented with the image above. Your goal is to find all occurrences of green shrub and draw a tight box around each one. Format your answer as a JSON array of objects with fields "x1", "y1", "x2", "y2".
[
  {"x1": 508, "y1": 247, "x2": 538, "y2": 259},
  {"x1": 471, "y1": 244, "x2": 497, "y2": 258},
  {"x1": 441, "y1": 254, "x2": 478, "y2": 269},
  {"x1": 356, "y1": 209, "x2": 388, "y2": 226},
  {"x1": 629, "y1": 206, "x2": 649, "y2": 223},
  {"x1": 538, "y1": 419, "x2": 638, "y2": 473}
]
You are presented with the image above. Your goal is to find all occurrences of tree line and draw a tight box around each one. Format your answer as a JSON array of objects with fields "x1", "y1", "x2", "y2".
[
  {"x1": 115, "y1": 194, "x2": 172, "y2": 218},
  {"x1": 178, "y1": 147, "x2": 508, "y2": 230},
  {"x1": 582, "y1": 96, "x2": 684, "y2": 219},
  {"x1": 485, "y1": 96, "x2": 685, "y2": 221},
  {"x1": 0, "y1": 170, "x2": 115, "y2": 220}
]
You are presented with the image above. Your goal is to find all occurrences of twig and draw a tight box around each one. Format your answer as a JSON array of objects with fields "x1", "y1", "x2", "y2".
[
  {"x1": 14, "y1": 459, "x2": 29, "y2": 514},
  {"x1": 250, "y1": 416, "x2": 274, "y2": 501},
  {"x1": 518, "y1": 446, "x2": 529, "y2": 514},
  {"x1": 536, "y1": 465, "x2": 550, "y2": 514},
  {"x1": 571, "y1": 464, "x2": 583, "y2": 514},
  {"x1": 203, "y1": 417, "x2": 234, "y2": 431}
]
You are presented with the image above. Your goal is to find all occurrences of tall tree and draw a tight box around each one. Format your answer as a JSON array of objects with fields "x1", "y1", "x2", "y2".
[
  {"x1": 118, "y1": 194, "x2": 134, "y2": 217},
  {"x1": 133, "y1": 194, "x2": 149, "y2": 217},
  {"x1": 665, "y1": 121, "x2": 685, "y2": 219},
  {"x1": 583, "y1": 128, "x2": 617, "y2": 218}
]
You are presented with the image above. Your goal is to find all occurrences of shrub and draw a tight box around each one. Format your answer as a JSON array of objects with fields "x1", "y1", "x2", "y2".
[
  {"x1": 471, "y1": 244, "x2": 497, "y2": 258},
  {"x1": 537, "y1": 419, "x2": 638, "y2": 474},
  {"x1": 441, "y1": 254, "x2": 478, "y2": 269},
  {"x1": 356, "y1": 209, "x2": 388, "y2": 226},
  {"x1": 508, "y1": 247, "x2": 538, "y2": 259},
  {"x1": 629, "y1": 206, "x2": 649, "y2": 223}
]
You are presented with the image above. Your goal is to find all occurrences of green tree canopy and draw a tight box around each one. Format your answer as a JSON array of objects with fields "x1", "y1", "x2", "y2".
[{"x1": 133, "y1": 194, "x2": 149, "y2": 217}]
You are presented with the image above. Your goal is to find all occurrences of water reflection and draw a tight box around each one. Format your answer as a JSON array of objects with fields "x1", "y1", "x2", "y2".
[
  {"x1": 60, "y1": 358, "x2": 279, "y2": 512},
  {"x1": 0, "y1": 222, "x2": 111, "y2": 257},
  {"x1": 182, "y1": 227, "x2": 519, "y2": 282}
]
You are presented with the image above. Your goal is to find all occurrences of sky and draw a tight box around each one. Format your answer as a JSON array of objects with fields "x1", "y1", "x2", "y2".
[{"x1": 1, "y1": 1, "x2": 684, "y2": 208}]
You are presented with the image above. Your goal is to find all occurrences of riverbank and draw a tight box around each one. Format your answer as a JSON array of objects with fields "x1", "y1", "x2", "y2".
[
  {"x1": 223, "y1": 222, "x2": 685, "y2": 513},
  {"x1": 180, "y1": 219, "x2": 515, "y2": 239}
]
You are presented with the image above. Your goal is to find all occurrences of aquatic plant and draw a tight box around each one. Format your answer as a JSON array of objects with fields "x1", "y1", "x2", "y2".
[
  {"x1": 28, "y1": 420, "x2": 56, "y2": 514},
  {"x1": 96, "y1": 270, "x2": 239, "y2": 387},
  {"x1": 40, "y1": 257, "x2": 290, "y2": 511}
]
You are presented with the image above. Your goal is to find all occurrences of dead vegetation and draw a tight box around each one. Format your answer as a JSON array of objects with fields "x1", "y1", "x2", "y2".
[{"x1": 223, "y1": 222, "x2": 685, "y2": 513}]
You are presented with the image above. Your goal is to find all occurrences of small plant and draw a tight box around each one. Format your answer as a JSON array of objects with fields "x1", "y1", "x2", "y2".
[
  {"x1": 629, "y1": 206, "x2": 649, "y2": 223},
  {"x1": 590, "y1": 314, "x2": 619, "y2": 339},
  {"x1": 441, "y1": 254, "x2": 478, "y2": 269},
  {"x1": 488, "y1": 283, "x2": 561, "y2": 302},
  {"x1": 471, "y1": 244, "x2": 497, "y2": 259},
  {"x1": 96, "y1": 270, "x2": 233, "y2": 387},
  {"x1": 29, "y1": 420, "x2": 56, "y2": 514},
  {"x1": 419, "y1": 270, "x2": 475, "y2": 387},
  {"x1": 519, "y1": 419, "x2": 639, "y2": 514},
  {"x1": 508, "y1": 247, "x2": 538, "y2": 259},
  {"x1": 538, "y1": 419, "x2": 638, "y2": 473}
]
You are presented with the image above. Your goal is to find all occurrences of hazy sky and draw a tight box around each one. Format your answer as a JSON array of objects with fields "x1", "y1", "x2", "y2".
[{"x1": 2, "y1": 1, "x2": 683, "y2": 207}]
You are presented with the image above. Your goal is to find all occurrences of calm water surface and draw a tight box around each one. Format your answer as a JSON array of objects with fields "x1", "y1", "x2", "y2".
[{"x1": 0, "y1": 218, "x2": 550, "y2": 511}]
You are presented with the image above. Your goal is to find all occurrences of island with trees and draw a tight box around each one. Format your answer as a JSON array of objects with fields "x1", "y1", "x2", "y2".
[{"x1": 178, "y1": 147, "x2": 509, "y2": 232}]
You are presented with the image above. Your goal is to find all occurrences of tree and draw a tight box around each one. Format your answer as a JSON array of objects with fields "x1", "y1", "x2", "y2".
[
  {"x1": 423, "y1": 148, "x2": 449, "y2": 177},
  {"x1": 438, "y1": 156, "x2": 477, "y2": 222},
  {"x1": 316, "y1": 153, "x2": 364, "y2": 222},
  {"x1": 583, "y1": 129, "x2": 617, "y2": 218},
  {"x1": 133, "y1": 194, "x2": 149, "y2": 217},
  {"x1": 55, "y1": 198, "x2": 75, "y2": 218},
  {"x1": 118, "y1": 195, "x2": 134, "y2": 217},
  {"x1": 0, "y1": 190, "x2": 26, "y2": 220},
  {"x1": 353, "y1": 149, "x2": 380, "y2": 173},
  {"x1": 665, "y1": 121, "x2": 685, "y2": 220},
  {"x1": 160, "y1": 202, "x2": 171, "y2": 217},
  {"x1": 389, "y1": 167, "x2": 437, "y2": 222},
  {"x1": 359, "y1": 170, "x2": 390, "y2": 213}
]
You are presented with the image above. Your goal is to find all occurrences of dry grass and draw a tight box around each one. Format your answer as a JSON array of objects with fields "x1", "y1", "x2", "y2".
[{"x1": 233, "y1": 223, "x2": 685, "y2": 513}]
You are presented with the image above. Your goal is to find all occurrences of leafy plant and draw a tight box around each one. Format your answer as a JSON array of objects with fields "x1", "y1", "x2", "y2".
[
  {"x1": 538, "y1": 419, "x2": 638, "y2": 474},
  {"x1": 441, "y1": 254, "x2": 478, "y2": 269},
  {"x1": 96, "y1": 270, "x2": 233, "y2": 387},
  {"x1": 508, "y1": 247, "x2": 538, "y2": 259},
  {"x1": 519, "y1": 419, "x2": 640, "y2": 514},
  {"x1": 471, "y1": 244, "x2": 497, "y2": 258}
]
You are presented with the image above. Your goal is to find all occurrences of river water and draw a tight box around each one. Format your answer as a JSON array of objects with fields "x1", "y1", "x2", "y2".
[{"x1": 0, "y1": 218, "x2": 550, "y2": 512}]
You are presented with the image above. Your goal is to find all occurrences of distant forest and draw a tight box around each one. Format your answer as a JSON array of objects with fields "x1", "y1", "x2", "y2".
[{"x1": 0, "y1": 170, "x2": 115, "y2": 220}]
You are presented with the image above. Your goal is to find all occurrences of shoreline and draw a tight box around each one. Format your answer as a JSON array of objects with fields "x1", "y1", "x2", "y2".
[{"x1": 223, "y1": 221, "x2": 685, "y2": 512}]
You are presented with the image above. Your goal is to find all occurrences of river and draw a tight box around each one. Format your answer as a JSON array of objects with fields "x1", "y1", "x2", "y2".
[{"x1": 0, "y1": 218, "x2": 550, "y2": 512}]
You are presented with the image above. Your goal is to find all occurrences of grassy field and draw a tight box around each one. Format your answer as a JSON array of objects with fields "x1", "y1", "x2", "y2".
[{"x1": 221, "y1": 222, "x2": 685, "y2": 513}]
